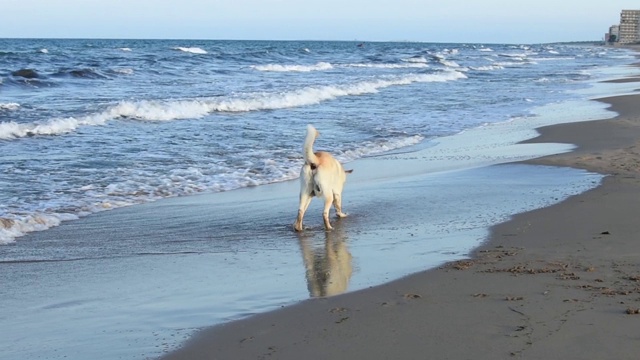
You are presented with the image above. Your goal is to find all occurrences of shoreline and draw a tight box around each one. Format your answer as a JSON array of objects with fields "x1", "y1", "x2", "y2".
[{"x1": 161, "y1": 93, "x2": 640, "y2": 358}]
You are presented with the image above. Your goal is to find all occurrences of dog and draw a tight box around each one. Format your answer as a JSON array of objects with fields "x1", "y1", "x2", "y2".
[{"x1": 293, "y1": 125, "x2": 352, "y2": 231}]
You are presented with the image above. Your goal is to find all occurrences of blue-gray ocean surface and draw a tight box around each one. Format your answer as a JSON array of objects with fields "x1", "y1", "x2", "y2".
[
  {"x1": 0, "y1": 39, "x2": 633, "y2": 243},
  {"x1": 0, "y1": 39, "x2": 636, "y2": 359}
]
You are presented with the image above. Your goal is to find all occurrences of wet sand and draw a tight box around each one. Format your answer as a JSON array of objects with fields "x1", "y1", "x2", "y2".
[{"x1": 161, "y1": 92, "x2": 640, "y2": 359}]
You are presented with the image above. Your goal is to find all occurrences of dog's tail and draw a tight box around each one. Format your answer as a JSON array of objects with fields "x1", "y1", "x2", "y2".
[{"x1": 303, "y1": 124, "x2": 319, "y2": 166}]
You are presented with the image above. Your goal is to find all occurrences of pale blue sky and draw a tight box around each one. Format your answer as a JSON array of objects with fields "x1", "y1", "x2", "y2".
[{"x1": 2, "y1": 0, "x2": 638, "y2": 43}]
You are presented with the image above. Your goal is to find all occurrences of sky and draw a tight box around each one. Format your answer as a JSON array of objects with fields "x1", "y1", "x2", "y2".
[{"x1": 1, "y1": 0, "x2": 639, "y2": 44}]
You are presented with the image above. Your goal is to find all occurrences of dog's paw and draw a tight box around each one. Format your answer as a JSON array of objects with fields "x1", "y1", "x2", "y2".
[{"x1": 336, "y1": 212, "x2": 348, "y2": 218}]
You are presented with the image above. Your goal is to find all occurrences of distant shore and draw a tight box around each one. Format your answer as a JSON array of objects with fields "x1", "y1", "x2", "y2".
[{"x1": 162, "y1": 82, "x2": 640, "y2": 358}]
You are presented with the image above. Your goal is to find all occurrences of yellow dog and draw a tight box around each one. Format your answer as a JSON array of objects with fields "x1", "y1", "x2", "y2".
[{"x1": 294, "y1": 125, "x2": 352, "y2": 231}]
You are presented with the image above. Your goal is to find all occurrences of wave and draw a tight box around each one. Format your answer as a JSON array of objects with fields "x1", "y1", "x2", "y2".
[
  {"x1": 1, "y1": 213, "x2": 78, "y2": 245},
  {"x1": 0, "y1": 103, "x2": 20, "y2": 110},
  {"x1": 0, "y1": 71, "x2": 466, "y2": 140},
  {"x1": 345, "y1": 63, "x2": 429, "y2": 69},
  {"x1": 470, "y1": 65, "x2": 504, "y2": 71},
  {"x1": 252, "y1": 62, "x2": 431, "y2": 72},
  {"x1": 120, "y1": 48, "x2": 132, "y2": 52},
  {"x1": 52, "y1": 68, "x2": 108, "y2": 79},
  {"x1": 112, "y1": 68, "x2": 134, "y2": 75},
  {"x1": 12, "y1": 69, "x2": 40, "y2": 79},
  {"x1": 40, "y1": 48, "x2": 48, "y2": 54},
  {"x1": 494, "y1": 61, "x2": 528, "y2": 67},
  {"x1": 530, "y1": 57, "x2": 576, "y2": 62},
  {"x1": 498, "y1": 53, "x2": 530, "y2": 61},
  {"x1": 337, "y1": 135, "x2": 424, "y2": 162},
  {"x1": 251, "y1": 62, "x2": 333, "y2": 72},
  {"x1": 0, "y1": 134, "x2": 426, "y2": 244},
  {"x1": 404, "y1": 56, "x2": 428, "y2": 63},
  {"x1": 174, "y1": 47, "x2": 207, "y2": 54},
  {"x1": 438, "y1": 59, "x2": 460, "y2": 68}
]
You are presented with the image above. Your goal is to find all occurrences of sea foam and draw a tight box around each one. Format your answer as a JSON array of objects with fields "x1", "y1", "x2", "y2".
[
  {"x1": 252, "y1": 62, "x2": 333, "y2": 72},
  {"x1": 0, "y1": 103, "x2": 20, "y2": 110},
  {"x1": 345, "y1": 63, "x2": 429, "y2": 69},
  {"x1": 174, "y1": 47, "x2": 207, "y2": 54},
  {"x1": 0, "y1": 71, "x2": 466, "y2": 140}
]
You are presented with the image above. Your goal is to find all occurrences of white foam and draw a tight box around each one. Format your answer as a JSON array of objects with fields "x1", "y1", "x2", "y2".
[
  {"x1": 209, "y1": 72, "x2": 466, "y2": 112},
  {"x1": 0, "y1": 114, "x2": 110, "y2": 139},
  {"x1": 500, "y1": 53, "x2": 529, "y2": 59},
  {"x1": 479, "y1": 48, "x2": 493, "y2": 52},
  {"x1": 470, "y1": 65, "x2": 504, "y2": 71},
  {"x1": 0, "y1": 72, "x2": 466, "y2": 140},
  {"x1": 532, "y1": 57, "x2": 576, "y2": 61},
  {"x1": 120, "y1": 48, "x2": 132, "y2": 52},
  {"x1": 174, "y1": 47, "x2": 207, "y2": 54},
  {"x1": 439, "y1": 59, "x2": 460, "y2": 68},
  {"x1": 252, "y1": 62, "x2": 333, "y2": 72},
  {"x1": 0, "y1": 213, "x2": 78, "y2": 245},
  {"x1": 337, "y1": 135, "x2": 425, "y2": 162},
  {"x1": 113, "y1": 68, "x2": 134, "y2": 75},
  {"x1": 39, "y1": 49, "x2": 48, "y2": 54},
  {"x1": 403, "y1": 56, "x2": 428, "y2": 63},
  {"x1": 0, "y1": 103, "x2": 20, "y2": 110},
  {"x1": 109, "y1": 100, "x2": 212, "y2": 121},
  {"x1": 495, "y1": 61, "x2": 526, "y2": 67},
  {"x1": 345, "y1": 63, "x2": 429, "y2": 69}
]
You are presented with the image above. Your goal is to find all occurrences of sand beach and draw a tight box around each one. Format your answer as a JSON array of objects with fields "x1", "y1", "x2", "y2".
[{"x1": 161, "y1": 88, "x2": 640, "y2": 358}]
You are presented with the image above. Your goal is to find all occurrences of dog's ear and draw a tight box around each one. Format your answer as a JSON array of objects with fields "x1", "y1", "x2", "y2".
[{"x1": 345, "y1": 169, "x2": 353, "y2": 174}]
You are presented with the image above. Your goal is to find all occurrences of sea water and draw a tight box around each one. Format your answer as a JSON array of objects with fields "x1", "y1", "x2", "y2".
[{"x1": 0, "y1": 39, "x2": 635, "y2": 243}]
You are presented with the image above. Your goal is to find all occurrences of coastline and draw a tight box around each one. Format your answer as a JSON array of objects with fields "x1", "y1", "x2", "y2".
[{"x1": 161, "y1": 94, "x2": 640, "y2": 358}]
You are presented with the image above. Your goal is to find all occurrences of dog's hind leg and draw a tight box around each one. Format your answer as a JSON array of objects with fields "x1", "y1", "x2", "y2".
[
  {"x1": 322, "y1": 194, "x2": 334, "y2": 231},
  {"x1": 294, "y1": 193, "x2": 312, "y2": 231},
  {"x1": 333, "y1": 193, "x2": 347, "y2": 218}
]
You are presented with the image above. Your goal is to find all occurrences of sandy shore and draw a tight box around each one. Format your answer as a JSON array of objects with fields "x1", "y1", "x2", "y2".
[{"x1": 161, "y1": 91, "x2": 640, "y2": 359}]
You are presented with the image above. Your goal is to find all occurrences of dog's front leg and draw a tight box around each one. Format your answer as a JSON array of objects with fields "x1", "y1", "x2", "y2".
[{"x1": 322, "y1": 195, "x2": 334, "y2": 231}]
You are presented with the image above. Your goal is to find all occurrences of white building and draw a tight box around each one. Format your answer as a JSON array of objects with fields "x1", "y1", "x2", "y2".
[{"x1": 618, "y1": 10, "x2": 640, "y2": 44}]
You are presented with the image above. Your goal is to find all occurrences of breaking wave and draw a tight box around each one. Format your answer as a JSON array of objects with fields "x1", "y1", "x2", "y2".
[
  {"x1": 0, "y1": 103, "x2": 20, "y2": 110},
  {"x1": 0, "y1": 71, "x2": 466, "y2": 140},
  {"x1": 252, "y1": 62, "x2": 333, "y2": 72},
  {"x1": 345, "y1": 63, "x2": 429, "y2": 69},
  {"x1": 174, "y1": 47, "x2": 207, "y2": 54}
]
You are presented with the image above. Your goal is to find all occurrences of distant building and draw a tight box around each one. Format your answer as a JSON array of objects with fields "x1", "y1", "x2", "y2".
[
  {"x1": 618, "y1": 10, "x2": 640, "y2": 44},
  {"x1": 607, "y1": 25, "x2": 620, "y2": 43}
]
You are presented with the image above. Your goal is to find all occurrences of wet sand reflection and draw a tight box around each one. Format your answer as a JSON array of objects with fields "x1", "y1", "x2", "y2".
[{"x1": 297, "y1": 223, "x2": 353, "y2": 297}]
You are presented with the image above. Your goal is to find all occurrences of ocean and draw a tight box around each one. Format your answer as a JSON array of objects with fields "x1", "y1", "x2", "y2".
[
  {"x1": 0, "y1": 39, "x2": 634, "y2": 244},
  {"x1": 0, "y1": 39, "x2": 637, "y2": 359}
]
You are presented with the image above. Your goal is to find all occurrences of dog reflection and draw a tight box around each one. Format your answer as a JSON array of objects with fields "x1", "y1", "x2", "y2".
[{"x1": 298, "y1": 226, "x2": 353, "y2": 297}]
